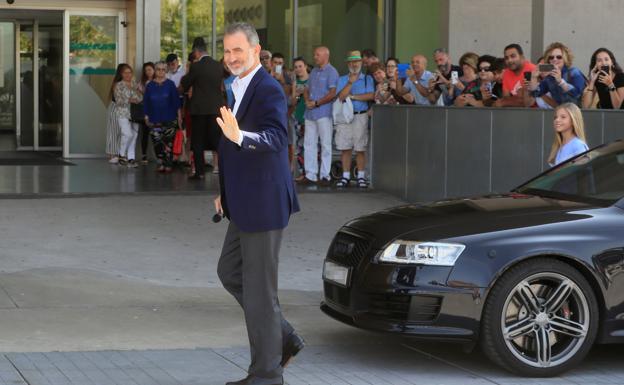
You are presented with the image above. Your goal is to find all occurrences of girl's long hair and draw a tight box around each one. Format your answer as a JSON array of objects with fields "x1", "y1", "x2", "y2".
[
  {"x1": 141, "y1": 62, "x2": 155, "y2": 86},
  {"x1": 109, "y1": 63, "x2": 132, "y2": 102},
  {"x1": 548, "y1": 103, "x2": 586, "y2": 165}
]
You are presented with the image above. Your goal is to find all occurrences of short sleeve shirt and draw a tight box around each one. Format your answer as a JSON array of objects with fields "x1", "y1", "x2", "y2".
[
  {"x1": 336, "y1": 72, "x2": 375, "y2": 112},
  {"x1": 502, "y1": 61, "x2": 536, "y2": 96},
  {"x1": 554, "y1": 137, "x2": 589, "y2": 166},
  {"x1": 304, "y1": 63, "x2": 339, "y2": 121},
  {"x1": 404, "y1": 71, "x2": 434, "y2": 105}
]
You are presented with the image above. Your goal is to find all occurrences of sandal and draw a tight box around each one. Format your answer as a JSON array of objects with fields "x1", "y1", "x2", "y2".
[
  {"x1": 335, "y1": 177, "x2": 350, "y2": 188},
  {"x1": 356, "y1": 178, "x2": 369, "y2": 188}
]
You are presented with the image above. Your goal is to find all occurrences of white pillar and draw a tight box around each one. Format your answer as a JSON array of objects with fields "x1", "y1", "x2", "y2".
[{"x1": 143, "y1": 0, "x2": 161, "y2": 63}]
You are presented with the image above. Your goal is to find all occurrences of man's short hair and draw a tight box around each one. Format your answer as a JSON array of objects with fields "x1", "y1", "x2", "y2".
[
  {"x1": 433, "y1": 48, "x2": 448, "y2": 55},
  {"x1": 224, "y1": 22, "x2": 260, "y2": 47},
  {"x1": 192, "y1": 37, "x2": 207, "y2": 52},
  {"x1": 361, "y1": 49, "x2": 376, "y2": 58},
  {"x1": 166, "y1": 53, "x2": 178, "y2": 63},
  {"x1": 504, "y1": 43, "x2": 524, "y2": 56},
  {"x1": 272, "y1": 52, "x2": 285, "y2": 60}
]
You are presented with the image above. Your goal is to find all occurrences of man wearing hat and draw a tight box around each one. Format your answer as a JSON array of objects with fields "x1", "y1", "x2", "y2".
[
  {"x1": 333, "y1": 50, "x2": 374, "y2": 188},
  {"x1": 166, "y1": 53, "x2": 185, "y2": 88}
]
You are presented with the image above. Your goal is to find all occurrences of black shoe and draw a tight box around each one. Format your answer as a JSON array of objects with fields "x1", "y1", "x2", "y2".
[
  {"x1": 317, "y1": 178, "x2": 331, "y2": 187},
  {"x1": 225, "y1": 375, "x2": 283, "y2": 385},
  {"x1": 188, "y1": 173, "x2": 204, "y2": 180},
  {"x1": 281, "y1": 332, "x2": 305, "y2": 367}
]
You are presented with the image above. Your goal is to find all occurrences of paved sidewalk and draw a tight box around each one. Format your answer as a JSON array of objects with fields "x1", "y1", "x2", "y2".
[
  {"x1": 2, "y1": 193, "x2": 624, "y2": 384},
  {"x1": 2, "y1": 344, "x2": 624, "y2": 385}
]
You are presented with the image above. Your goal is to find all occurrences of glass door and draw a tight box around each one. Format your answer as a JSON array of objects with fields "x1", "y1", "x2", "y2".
[
  {"x1": 38, "y1": 23, "x2": 63, "y2": 149},
  {"x1": 17, "y1": 21, "x2": 34, "y2": 149},
  {"x1": 0, "y1": 22, "x2": 16, "y2": 151},
  {"x1": 65, "y1": 11, "x2": 124, "y2": 157}
]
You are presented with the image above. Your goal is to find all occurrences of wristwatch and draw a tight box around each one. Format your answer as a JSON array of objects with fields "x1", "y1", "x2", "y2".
[{"x1": 609, "y1": 84, "x2": 617, "y2": 92}]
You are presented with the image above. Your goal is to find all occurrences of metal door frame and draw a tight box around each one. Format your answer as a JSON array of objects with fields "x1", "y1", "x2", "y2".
[{"x1": 3, "y1": 17, "x2": 62, "y2": 152}]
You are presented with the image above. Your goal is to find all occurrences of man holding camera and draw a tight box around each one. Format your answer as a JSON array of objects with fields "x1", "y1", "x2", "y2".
[
  {"x1": 396, "y1": 54, "x2": 433, "y2": 105},
  {"x1": 494, "y1": 43, "x2": 536, "y2": 107},
  {"x1": 427, "y1": 48, "x2": 462, "y2": 106}
]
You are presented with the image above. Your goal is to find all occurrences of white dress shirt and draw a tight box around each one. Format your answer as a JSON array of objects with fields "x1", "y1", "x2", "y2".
[
  {"x1": 231, "y1": 63, "x2": 262, "y2": 146},
  {"x1": 232, "y1": 63, "x2": 262, "y2": 116}
]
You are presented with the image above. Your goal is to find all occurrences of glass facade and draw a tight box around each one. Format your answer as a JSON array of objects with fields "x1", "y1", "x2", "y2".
[{"x1": 160, "y1": 0, "x2": 385, "y2": 73}]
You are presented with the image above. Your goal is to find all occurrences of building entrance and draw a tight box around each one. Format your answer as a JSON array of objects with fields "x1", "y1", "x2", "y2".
[{"x1": 0, "y1": 11, "x2": 63, "y2": 153}]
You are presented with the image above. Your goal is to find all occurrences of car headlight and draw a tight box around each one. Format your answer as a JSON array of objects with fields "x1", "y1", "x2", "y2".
[{"x1": 379, "y1": 241, "x2": 465, "y2": 266}]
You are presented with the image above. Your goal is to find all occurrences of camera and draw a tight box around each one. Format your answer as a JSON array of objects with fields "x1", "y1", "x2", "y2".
[{"x1": 601, "y1": 65, "x2": 610, "y2": 73}]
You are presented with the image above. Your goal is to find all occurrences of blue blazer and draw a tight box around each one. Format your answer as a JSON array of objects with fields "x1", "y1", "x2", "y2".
[{"x1": 218, "y1": 67, "x2": 300, "y2": 233}]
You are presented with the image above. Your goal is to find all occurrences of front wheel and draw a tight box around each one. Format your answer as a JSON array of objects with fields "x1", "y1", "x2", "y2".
[{"x1": 480, "y1": 258, "x2": 598, "y2": 377}]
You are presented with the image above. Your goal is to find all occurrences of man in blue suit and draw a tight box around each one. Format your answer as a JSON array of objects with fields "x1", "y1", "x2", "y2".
[{"x1": 214, "y1": 23, "x2": 303, "y2": 385}]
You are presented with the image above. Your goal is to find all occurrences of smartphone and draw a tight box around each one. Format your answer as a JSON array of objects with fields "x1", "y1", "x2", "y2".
[
  {"x1": 451, "y1": 71, "x2": 459, "y2": 85},
  {"x1": 601, "y1": 65, "x2": 610, "y2": 73},
  {"x1": 523, "y1": 71, "x2": 532, "y2": 81},
  {"x1": 275, "y1": 64, "x2": 283, "y2": 74},
  {"x1": 538, "y1": 64, "x2": 555, "y2": 72}
]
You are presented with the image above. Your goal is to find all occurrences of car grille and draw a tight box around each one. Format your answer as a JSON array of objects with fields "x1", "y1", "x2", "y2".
[
  {"x1": 368, "y1": 294, "x2": 442, "y2": 322},
  {"x1": 328, "y1": 230, "x2": 372, "y2": 268}
]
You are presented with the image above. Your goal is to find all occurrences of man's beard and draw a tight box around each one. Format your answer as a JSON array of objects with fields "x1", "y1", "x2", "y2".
[
  {"x1": 349, "y1": 64, "x2": 362, "y2": 74},
  {"x1": 228, "y1": 51, "x2": 255, "y2": 76}
]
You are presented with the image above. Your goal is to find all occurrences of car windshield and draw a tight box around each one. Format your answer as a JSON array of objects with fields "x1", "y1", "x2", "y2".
[{"x1": 515, "y1": 140, "x2": 624, "y2": 206}]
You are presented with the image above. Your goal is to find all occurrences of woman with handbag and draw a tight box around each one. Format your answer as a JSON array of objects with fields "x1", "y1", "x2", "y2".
[
  {"x1": 143, "y1": 61, "x2": 182, "y2": 173},
  {"x1": 137, "y1": 62, "x2": 155, "y2": 164},
  {"x1": 113, "y1": 63, "x2": 143, "y2": 168}
]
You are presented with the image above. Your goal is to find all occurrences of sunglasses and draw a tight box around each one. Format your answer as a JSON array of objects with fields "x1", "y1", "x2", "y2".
[
  {"x1": 549, "y1": 55, "x2": 563, "y2": 60},
  {"x1": 479, "y1": 67, "x2": 492, "y2": 72}
]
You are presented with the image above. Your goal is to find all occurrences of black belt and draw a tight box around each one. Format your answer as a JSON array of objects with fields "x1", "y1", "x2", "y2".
[{"x1": 353, "y1": 110, "x2": 368, "y2": 114}]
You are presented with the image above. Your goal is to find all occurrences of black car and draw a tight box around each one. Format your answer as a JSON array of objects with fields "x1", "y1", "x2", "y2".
[{"x1": 321, "y1": 140, "x2": 624, "y2": 377}]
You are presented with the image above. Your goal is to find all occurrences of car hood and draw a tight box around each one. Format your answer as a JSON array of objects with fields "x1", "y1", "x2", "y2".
[{"x1": 344, "y1": 193, "x2": 597, "y2": 249}]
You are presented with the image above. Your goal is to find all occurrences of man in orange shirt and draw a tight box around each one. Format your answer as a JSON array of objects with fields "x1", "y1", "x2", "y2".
[{"x1": 495, "y1": 44, "x2": 536, "y2": 107}]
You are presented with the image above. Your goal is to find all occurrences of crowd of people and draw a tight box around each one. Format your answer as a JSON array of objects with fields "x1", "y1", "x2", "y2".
[{"x1": 104, "y1": 39, "x2": 617, "y2": 185}]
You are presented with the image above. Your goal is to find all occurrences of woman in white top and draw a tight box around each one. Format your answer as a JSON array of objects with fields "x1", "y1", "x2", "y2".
[
  {"x1": 113, "y1": 63, "x2": 142, "y2": 168},
  {"x1": 548, "y1": 102, "x2": 589, "y2": 167}
]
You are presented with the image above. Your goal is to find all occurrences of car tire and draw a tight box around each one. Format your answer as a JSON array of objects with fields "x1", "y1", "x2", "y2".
[{"x1": 480, "y1": 258, "x2": 598, "y2": 377}]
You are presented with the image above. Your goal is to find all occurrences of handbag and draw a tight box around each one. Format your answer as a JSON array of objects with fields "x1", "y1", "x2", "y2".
[
  {"x1": 130, "y1": 102, "x2": 145, "y2": 122},
  {"x1": 332, "y1": 97, "x2": 354, "y2": 125},
  {"x1": 173, "y1": 129, "x2": 184, "y2": 156}
]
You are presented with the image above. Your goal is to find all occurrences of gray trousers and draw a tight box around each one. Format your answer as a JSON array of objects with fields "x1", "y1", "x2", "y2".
[{"x1": 217, "y1": 221, "x2": 294, "y2": 383}]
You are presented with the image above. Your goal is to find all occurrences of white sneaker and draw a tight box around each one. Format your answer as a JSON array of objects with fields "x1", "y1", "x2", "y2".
[{"x1": 108, "y1": 156, "x2": 119, "y2": 164}]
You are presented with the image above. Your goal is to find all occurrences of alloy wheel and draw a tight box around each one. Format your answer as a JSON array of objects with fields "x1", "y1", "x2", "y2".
[{"x1": 500, "y1": 272, "x2": 590, "y2": 368}]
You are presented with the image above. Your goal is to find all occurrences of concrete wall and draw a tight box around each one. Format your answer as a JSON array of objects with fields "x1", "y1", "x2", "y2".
[
  {"x1": 447, "y1": 0, "x2": 531, "y2": 61},
  {"x1": 541, "y1": 0, "x2": 624, "y2": 76},
  {"x1": 436, "y1": 0, "x2": 624, "y2": 75}
]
